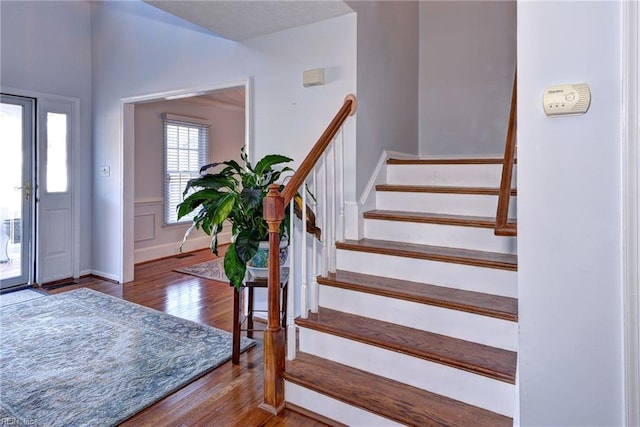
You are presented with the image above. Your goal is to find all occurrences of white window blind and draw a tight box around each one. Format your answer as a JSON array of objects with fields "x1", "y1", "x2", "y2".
[{"x1": 163, "y1": 114, "x2": 209, "y2": 225}]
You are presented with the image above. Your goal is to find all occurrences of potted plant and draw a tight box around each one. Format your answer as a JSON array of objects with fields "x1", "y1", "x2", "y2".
[{"x1": 177, "y1": 147, "x2": 293, "y2": 289}]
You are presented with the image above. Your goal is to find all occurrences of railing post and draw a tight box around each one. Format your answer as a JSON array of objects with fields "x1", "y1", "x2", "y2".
[
  {"x1": 257, "y1": 94, "x2": 356, "y2": 414},
  {"x1": 260, "y1": 184, "x2": 285, "y2": 415},
  {"x1": 495, "y1": 71, "x2": 517, "y2": 236}
]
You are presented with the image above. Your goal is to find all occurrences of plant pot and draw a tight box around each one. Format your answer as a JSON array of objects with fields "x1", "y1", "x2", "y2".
[
  {"x1": 246, "y1": 239, "x2": 289, "y2": 279},
  {"x1": 249, "y1": 239, "x2": 289, "y2": 268}
]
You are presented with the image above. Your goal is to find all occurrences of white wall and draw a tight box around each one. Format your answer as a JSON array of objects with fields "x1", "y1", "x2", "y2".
[
  {"x1": 419, "y1": 1, "x2": 516, "y2": 157},
  {"x1": 133, "y1": 96, "x2": 245, "y2": 263},
  {"x1": 0, "y1": 0, "x2": 93, "y2": 276},
  {"x1": 90, "y1": 1, "x2": 356, "y2": 281},
  {"x1": 518, "y1": 2, "x2": 625, "y2": 425},
  {"x1": 346, "y1": 1, "x2": 420, "y2": 197}
]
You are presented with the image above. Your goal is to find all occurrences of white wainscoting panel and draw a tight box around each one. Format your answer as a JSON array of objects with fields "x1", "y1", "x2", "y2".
[
  {"x1": 133, "y1": 198, "x2": 224, "y2": 264},
  {"x1": 134, "y1": 213, "x2": 156, "y2": 242}
]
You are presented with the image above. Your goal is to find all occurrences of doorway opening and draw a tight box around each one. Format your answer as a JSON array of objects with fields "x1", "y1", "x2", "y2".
[{"x1": 121, "y1": 80, "x2": 251, "y2": 283}]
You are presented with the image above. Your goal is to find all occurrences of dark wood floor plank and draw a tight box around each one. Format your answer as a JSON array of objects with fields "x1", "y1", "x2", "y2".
[
  {"x1": 285, "y1": 352, "x2": 513, "y2": 427},
  {"x1": 387, "y1": 158, "x2": 507, "y2": 165},
  {"x1": 320, "y1": 270, "x2": 518, "y2": 321},
  {"x1": 296, "y1": 307, "x2": 517, "y2": 383},
  {"x1": 44, "y1": 248, "x2": 328, "y2": 427},
  {"x1": 364, "y1": 209, "x2": 517, "y2": 229},
  {"x1": 376, "y1": 184, "x2": 517, "y2": 196},
  {"x1": 337, "y1": 238, "x2": 518, "y2": 271}
]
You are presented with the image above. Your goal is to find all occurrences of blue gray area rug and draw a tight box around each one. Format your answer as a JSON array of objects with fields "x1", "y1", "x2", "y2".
[
  {"x1": 0, "y1": 289, "x2": 45, "y2": 307},
  {"x1": 0, "y1": 288, "x2": 254, "y2": 426}
]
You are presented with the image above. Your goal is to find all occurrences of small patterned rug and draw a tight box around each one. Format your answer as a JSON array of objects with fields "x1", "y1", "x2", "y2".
[
  {"x1": 174, "y1": 257, "x2": 229, "y2": 282},
  {"x1": 0, "y1": 288, "x2": 254, "y2": 426}
]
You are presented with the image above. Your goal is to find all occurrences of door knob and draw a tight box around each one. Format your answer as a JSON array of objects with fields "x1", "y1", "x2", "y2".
[{"x1": 14, "y1": 183, "x2": 31, "y2": 201}]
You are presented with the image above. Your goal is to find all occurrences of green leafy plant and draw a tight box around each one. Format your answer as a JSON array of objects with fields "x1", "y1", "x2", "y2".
[{"x1": 177, "y1": 148, "x2": 293, "y2": 289}]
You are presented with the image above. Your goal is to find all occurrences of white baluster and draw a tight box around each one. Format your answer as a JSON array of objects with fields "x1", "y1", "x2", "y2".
[
  {"x1": 329, "y1": 141, "x2": 337, "y2": 273},
  {"x1": 287, "y1": 200, "x2": 296, "y2": 360},
  {"x1": 311, "y1": 171, "x2": 319, "y2": 313},
  {"x1": 321, "y1": 154, "x2": 329, "y2": 276},
  {"x1": 300, "y1": 181, "x2": 308, "y2": 318},
  {"x1": 338, "y1": 129, "x2": 345, "y2": 243}
]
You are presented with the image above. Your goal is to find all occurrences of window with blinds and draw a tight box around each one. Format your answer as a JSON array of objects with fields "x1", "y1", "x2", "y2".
[{"x1": 163, "y1": 114, "x2": 209, "y2": 225}]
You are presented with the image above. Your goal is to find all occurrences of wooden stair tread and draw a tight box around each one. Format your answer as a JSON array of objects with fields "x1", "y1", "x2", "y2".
[
  {"x1": 364, "y1": 209, "x2": 518, "y2": 229},
  {"x1": 296, "y1": 307, "x2": 517, "y2": 383},
  {"x1": 337, "y1": 238, "x2": 517, "y2": 271},
  {"x1": 285, "y1": 352, "x2": 512, "y2": 427},
  {"x1": 387, "y1": 157, "x2": 506, "y2": 165},
  {"x1": 319, "y1": 270, "x2": 518, "y2": 322},
  {"x1": 376, "y1": 184, "x2": 517, "y2": 196}
]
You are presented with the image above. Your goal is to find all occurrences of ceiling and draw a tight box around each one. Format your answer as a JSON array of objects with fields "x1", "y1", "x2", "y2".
[
  {"x1": 158, "y1": 86, "x2": 245, "y2": 109},
  {"x1": 144, "y1": 1, "x2": 353, "y2": 42},
  {"x1": 195, "y1": 86, "x2": 245, "y2": 109}
]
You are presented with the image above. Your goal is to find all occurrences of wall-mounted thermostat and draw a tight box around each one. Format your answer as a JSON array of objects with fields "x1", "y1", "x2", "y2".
[
  {"x1": 543, "y1": 83, "x2": 591, "y2": 117},
  {"x1": 303, "y1": 68, "x2": 325, "y2": 87}
]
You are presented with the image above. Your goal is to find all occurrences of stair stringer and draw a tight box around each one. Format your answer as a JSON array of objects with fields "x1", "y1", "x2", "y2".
[{"x1": 346, "y1": 150, "x2": 419, "y2": 241}]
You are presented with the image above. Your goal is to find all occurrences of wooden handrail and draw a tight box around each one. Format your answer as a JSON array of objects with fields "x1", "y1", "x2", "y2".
[
  {"x1": 495, "y1": 72, "x2": 517, "y2": 237},
  {"x1": 260, "y1": 94, "x2": 357, "y2": 415}
]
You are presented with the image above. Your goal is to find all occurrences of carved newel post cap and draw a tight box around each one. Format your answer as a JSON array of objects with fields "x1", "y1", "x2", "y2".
[{"x1": 263, "y1": 184, "x2": 285, "y2": 222}]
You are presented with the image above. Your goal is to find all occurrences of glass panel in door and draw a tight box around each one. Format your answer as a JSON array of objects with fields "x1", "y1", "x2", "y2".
[
  {"x1": 37, "y1": 99, "x2": 73, "y2": 284},
  {"x1": 0, "y1": 95, "x2": 34, "y2": 289}
]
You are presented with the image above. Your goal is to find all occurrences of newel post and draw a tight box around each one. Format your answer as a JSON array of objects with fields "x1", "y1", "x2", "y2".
[{"x1": 260, "y1": 184, "x2": 286, "y2": 415}]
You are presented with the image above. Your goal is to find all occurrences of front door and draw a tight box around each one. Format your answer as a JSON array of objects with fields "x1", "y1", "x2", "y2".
[
  {"x1": 0, "y1": 95, "x2": 35, "y2": 289},
  {"x1": 36, "y1": 98, "x2": 74, "y2": 284}
]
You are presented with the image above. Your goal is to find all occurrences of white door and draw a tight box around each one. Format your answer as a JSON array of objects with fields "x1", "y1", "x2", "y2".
[
  {"x1": 37, "y1": 98, "x2": 74, "y2": 284},
  {"x1": 0, "y1": 94, "x2": 35, "y2": 289}
]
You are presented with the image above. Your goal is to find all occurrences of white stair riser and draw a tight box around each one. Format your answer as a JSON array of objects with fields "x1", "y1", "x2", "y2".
[
  {"x1": 299, "y1": 328, "x2": 515, "y2": 417},
  {"x1": 364, "y1": 219, "x2": 517, "y2": 254},
  {"x1": 376, "y1": 191, "x2": 517, "y2": 217},
  {"x1": 285, "y1": 382, "x2": 403, "y2": 427},
  {"x1": 387, "y1": 164, "x2": 517, "y2": 187},
  {"x1": 318, "y1": 286, "x2": 518, "y2": 351},
  {"x1": 337, "y1": 250, "x2": 517, "y2": 298}
]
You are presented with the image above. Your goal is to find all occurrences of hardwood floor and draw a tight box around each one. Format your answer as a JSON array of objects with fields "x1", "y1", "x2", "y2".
[{"x1": 44, "y1": 248, "x2": 327, "y2": 427}]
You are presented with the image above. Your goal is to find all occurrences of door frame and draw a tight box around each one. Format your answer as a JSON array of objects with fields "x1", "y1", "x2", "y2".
[
  {"x1": 120, "y1": 78, "x2": 253, "y2": 283},
  {"x1": 1, "y1": 87, "x2": 81, "y2": 282},
  {"x1": 622, "y1": 1, "x2": 639, "y2": 425},
  {"x1": 0, "y1": 94, "x2": 35, "y2": 289}
]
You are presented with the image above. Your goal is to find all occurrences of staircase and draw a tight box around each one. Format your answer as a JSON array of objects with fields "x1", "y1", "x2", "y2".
[{"x1": 283, "y1": 158, "x2": 518, "y2": 426}]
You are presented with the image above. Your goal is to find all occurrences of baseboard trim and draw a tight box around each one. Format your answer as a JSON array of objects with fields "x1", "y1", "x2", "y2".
[
  {"x1": 285, "y1": 402, "x2": 347, "y2": 427},
  {"x1": 134, "y1": 232, "x2": 231, "y2": 264},
  {"x1": 87, "y1": 269, "x2": 120, "y2": 283},
  {"x1": 79, "y1": 273, "x2": 120, "y2": 284}
]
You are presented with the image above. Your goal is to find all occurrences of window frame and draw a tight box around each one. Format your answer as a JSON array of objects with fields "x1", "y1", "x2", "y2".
[{"x1": 162, "y1": 113, "x2": 210, "y2": 226}]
